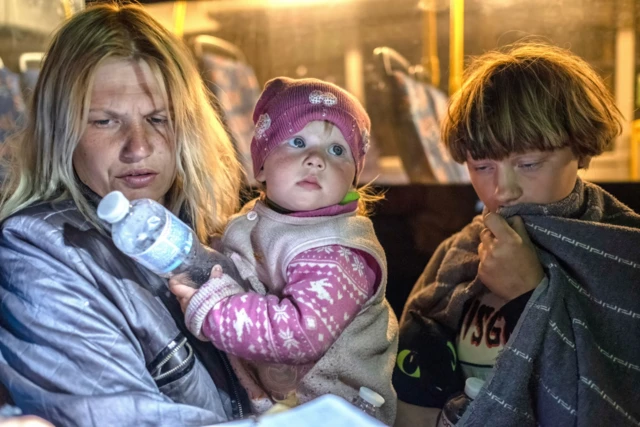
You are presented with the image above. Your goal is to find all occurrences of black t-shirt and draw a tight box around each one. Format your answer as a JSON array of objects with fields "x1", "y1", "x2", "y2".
[{"x1": 393, "y1": 290, "x2": 533, "y2": 408}]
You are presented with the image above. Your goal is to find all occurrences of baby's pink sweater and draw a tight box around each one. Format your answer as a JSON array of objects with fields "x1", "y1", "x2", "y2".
[
  {"x1": 185, "y1": 202, "x2": 380, "y2": 401},
  {"x1": 201, "y1": 244, "x2": 377, "y2": 364},
  {"x1": 196, "y1": 201, "x2": 378, "y2": 363}
]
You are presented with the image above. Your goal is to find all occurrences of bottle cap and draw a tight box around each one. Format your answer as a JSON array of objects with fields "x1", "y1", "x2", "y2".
[
  {"x1": 464, "y1": 377, "x2": 485, "y2": 400},
  {"x1": 97, "y1": 191, "x2": 131, "y2": 224},
  {"x1": 358, "y1": 387, "x2": 385, "y2": 407}
]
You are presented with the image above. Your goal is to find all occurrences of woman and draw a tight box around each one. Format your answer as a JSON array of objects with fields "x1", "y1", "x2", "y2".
[{"x1": 0, "y1": 4, "x2": 250, "y2": 426}]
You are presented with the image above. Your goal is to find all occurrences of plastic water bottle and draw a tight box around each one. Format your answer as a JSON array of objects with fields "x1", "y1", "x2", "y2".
[
  {"x1": 436, "y1": 377, "x2": 485, "y2": 427},
  {"x1": 352, "y1": 387, "x2": 385, "y2": 419},
  {"x1": 97, "y1": 191, "x2": 218, "y2": 288}
]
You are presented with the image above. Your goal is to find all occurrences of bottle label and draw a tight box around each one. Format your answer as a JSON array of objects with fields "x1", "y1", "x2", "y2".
[
  {"x1": 436, "y1": 413, "x2": 455, "y2": 427},
  {"x1": 132, "y1": 210, "x2": 194, "y2": 274}
]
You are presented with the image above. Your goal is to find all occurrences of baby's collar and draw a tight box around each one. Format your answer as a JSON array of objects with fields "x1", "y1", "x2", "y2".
[{"x1": 263, "y1": 196, "x2": 358, "y2": 218}]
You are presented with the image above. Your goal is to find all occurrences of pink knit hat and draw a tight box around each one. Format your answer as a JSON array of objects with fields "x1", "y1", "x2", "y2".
[{"x1": 251, "y1": 77, "x2": 371, "y2": 181}]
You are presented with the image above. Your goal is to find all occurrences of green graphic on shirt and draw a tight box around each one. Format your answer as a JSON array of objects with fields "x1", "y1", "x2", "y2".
[
  {"x1": 447, "y1": 340, "x2": 457, "y2": 371},
  {"x1": 396, "y1": 349, "x2": 421, "y2": 378}
]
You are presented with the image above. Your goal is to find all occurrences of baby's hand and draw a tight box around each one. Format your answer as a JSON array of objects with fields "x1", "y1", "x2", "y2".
[
  {"x1": 169, "y1": 265, "x2": 224, "y2": 312},
  {"x1": 210, "y1": 264, "x2": 223, "y2": 279}
]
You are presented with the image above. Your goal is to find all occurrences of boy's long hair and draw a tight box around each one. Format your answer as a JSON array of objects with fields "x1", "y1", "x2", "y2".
[
  {"x1": 0, "y1": 3, "x2": 242, "y2": 241},
  {"x1": 444, "y1": 42, "x2": 623, "y2": 162}
]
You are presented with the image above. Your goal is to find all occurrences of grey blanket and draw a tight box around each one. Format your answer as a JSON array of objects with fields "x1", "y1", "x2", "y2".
[{"x1": 405, "y1": 179, "x2": 640, "y2": 426}]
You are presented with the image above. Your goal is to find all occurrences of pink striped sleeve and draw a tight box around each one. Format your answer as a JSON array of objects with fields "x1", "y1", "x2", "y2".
[{"x1": 200, "y1": 245, "x2": 380, "y2": 364}]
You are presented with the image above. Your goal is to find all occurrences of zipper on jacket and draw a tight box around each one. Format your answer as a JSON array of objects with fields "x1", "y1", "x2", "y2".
[
  {"x1": 141, "y1": 266, "x2": 246, "y2": 419},
  {"x1": 154, "y1": 341, "x2": 194, "y2": 382},
  {"x1": 219, "y1": 351, "x2": 244, "y2": 419},
  {"x1": 150, "y1": 336, "x2": 189, "y2": 379}
]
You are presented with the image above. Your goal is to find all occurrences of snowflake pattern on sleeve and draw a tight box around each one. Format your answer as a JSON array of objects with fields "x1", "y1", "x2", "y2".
[{"x1": 200, "y1": 245, "x2": 378, "y2": 364}]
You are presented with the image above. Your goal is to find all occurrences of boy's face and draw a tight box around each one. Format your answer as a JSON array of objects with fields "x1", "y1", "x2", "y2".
[
  {"x1": 256, "y1": 121, "x2": 356, "y2": 211},
  {"x1": 466, "y1": 147, "x2": 588, "y2": 213}
]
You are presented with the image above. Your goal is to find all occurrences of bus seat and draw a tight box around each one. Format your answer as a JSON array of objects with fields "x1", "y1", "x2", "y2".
[
  {"x1": 369, "y1": 47, "x2": 469, "y2": 184},
  {"x1": 366, "y1": 47, "x2": 410, "y2": 159},
  {"x1": 0, "y1": 62, "x2": 26, "y2": 144},
  {"x1": 391, "y1": 71, "x2": 469, "y2": 183},
  {"x1": 19, "y1": 52, "x2": 44, "y2": 101},
  {"x1": 192, "y1": 36, "x2": 260, "y2": 184}
]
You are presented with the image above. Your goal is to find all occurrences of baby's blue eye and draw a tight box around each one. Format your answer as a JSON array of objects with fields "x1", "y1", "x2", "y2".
[
  {"x1": 288, "y1": 137, "x2": 305, "y2": 148},
  {"x1": 329, "y1": 144, "x2": 345, "y2": 156}
]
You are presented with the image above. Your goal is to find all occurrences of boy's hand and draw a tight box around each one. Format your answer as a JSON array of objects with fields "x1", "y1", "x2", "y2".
[
  {"x1": 477, "y1": 213, "x2": 544, "y2": 301},
  {"x1": 169, "y1": 265, "x2": 224, "y2": 312}
]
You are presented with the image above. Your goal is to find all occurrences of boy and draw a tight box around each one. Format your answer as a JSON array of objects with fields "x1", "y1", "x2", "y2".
[{"x1": 394, "y1": 43, "x2": 640, "y2": 427}]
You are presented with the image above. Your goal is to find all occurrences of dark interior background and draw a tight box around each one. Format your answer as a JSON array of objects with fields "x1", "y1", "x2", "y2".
[{"x1": 371, "y1": 183, "x2": 639, "y2": 318}]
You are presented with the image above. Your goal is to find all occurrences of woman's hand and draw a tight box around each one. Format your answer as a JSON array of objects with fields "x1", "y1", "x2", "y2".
[
  {"x1": 169, "y1": 265, "x2": 223, "y2": 312},
  {"x1": 477, "y1": 213, "x2": 544, "y2": 301}
]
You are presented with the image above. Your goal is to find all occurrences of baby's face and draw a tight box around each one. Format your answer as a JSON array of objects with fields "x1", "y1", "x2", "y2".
[
  {"x1": 256, "y1": 121, "x2": 356, "y2": 212},
  {"x1": 466, "y1": 147, "x2": 587, "y2": 213}
]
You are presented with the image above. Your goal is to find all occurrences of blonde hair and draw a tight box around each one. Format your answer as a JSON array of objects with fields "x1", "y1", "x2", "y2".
[
  {"x1": 355, "y1": 183, "x2": 384, "y2": 217},
  {"x1": 443, "y1": 42, "x2": 623, "y2": 163},
  {"x1": 0, "y1": 3, "x2": 241, "y2": 241}
]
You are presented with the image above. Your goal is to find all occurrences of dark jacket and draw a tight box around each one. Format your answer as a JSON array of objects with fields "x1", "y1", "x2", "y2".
[{"x1": 0, "y1": 198, "x2": 249, "y2": 426}]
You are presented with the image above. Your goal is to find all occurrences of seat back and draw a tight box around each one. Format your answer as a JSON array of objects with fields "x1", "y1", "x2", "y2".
[
  {"x1": 392, "y1": 72, "x2": 469, "y2": 183},
  {"x1": 367, "y1": 47, "x2": 412, "y2": 159},
  {"x1": 0, "y1": 66, "x2": 25, "y2": 144},
  {"x1": 368, "y1": 47, "x2": 468, "y2": 184},
  {"x1": 0, "y1": 65, "x2": 26, "y2": 182},
  {"x1": 200, "y1": 52, "x2": 260, "y2": 183},
  {"x1": 19, "y1": 52, "x2": 44, "y2": 101}
]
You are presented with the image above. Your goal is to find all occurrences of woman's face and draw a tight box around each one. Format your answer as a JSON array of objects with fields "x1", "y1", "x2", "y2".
[{"x1": 73, "y1": 58, "x2": 177, "y2": 204}]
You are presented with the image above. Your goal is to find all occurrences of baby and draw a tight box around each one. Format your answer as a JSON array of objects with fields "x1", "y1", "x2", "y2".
[{"x1": 171, "y1": 77, "x2": 398, "y2": 424}]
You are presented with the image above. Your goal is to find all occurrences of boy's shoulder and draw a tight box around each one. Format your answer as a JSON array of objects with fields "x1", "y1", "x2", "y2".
[{"x1": 583, "y1": 181, "x2": 640, "y2": 227}]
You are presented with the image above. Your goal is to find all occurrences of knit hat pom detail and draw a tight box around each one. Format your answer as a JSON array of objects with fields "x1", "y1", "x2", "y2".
[{"x1": 250, "y1": 77, "x2": 371, "y2": 181}]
